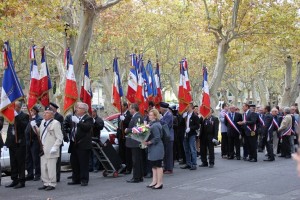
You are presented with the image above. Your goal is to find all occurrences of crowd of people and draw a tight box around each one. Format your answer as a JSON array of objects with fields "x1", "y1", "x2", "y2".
[{"x1": 0, "y1": 100, "x2": 298, "y2": 191}]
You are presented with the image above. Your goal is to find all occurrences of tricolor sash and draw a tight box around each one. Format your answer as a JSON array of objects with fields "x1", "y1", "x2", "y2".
[
  {"x1": 258, "y1": 115, "x2": 265, "y2": 126},
  {"x1": 244, "y1": 113, "x2": 256, "y2": 132},
  {"x1": 272, "y1": 118, "x2": 279, "y2": 130},
  {"x1": 225, "y1": 113, "x2": 240, "y2": 134},
  {"x1": 281, "y1": 126, "x2": 292, "y2": 137}
]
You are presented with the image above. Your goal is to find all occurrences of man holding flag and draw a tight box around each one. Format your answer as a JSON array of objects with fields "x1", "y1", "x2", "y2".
[{"x1": 0, "y1": 42, "x2": 29, "y2": 189}]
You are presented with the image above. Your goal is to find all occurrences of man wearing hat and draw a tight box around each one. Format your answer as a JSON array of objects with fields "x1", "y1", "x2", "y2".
[
  {"x1": 49, "y1": 102, "x2": 65, "y2": 182},
  {"x1": 25, "y1": 106, "x2": 43, "y2": 181},
  {"x1": 34, "y1": 107, "x2": 63, "y2": 191},
  {"x1": 160, "y1": 102, "x2": 174, "y2": 174}
]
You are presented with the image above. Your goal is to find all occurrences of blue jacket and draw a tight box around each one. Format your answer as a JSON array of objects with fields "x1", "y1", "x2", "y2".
[{"x1": 160, "y1": 110, "x2": 174, "y2": 141}]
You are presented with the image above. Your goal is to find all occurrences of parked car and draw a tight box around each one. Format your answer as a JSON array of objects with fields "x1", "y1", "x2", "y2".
[
  {"x1": 0, "y1": 120, "x2": 118, "y2": 175},
  {"x1": 105, "y1": 113, "x2": 120, "y2": 127}
]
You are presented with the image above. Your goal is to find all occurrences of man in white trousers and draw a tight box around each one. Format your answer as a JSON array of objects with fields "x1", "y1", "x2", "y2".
[{"x1": 32, "y1": 107, "x2": 63, "y2": 191}]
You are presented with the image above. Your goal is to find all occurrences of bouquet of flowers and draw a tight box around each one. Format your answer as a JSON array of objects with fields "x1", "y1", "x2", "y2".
[{"x1": 127, "y1": 123, "x2": 150, "y2": 149}]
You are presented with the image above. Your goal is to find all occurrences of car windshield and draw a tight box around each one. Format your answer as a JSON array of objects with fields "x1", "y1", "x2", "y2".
[{"x1": 104, "y1": 120, "x2": 117, "y2": 132}]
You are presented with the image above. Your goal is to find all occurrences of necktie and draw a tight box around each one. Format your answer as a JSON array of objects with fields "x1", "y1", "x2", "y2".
[{"x1": 231, "y1": 113, "x2": 233, "y2": 119}]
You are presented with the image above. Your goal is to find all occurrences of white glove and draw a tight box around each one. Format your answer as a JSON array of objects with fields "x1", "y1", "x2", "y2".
[
  {"x1": 93, "y1": 118, "x2": 95, "y2": 123},
  {"x1": 71, "y1": 116, "x2": 79, "y2": 124},
  {"x1": 30, "y1": 120, "x2": 37, "y2": 127},
  {"x1": 50, "y1": 147, "x2": 57, "y2": 154},
  {"x1": 120, "y1": 115, "x2": 125, "y2": 121},
  {"x1": 114, "y1": 138, "x2": 119, "y2": 145},
  {"x1": 182, "y1": 112, "x2": 188, "y2": 118},
  {"x1": 212, "y1": 138, "x2": 218, "y2": 144},
  {"x1": 186, "y1": 128, "x2": 190, "y2": 133}
]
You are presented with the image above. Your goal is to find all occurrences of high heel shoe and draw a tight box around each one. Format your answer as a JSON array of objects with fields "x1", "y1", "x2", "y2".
[
  {"x1": 147, "y1": 184, "x2": 156, "y2": 188},
  {"x1": 152, "y1": 184, "x2": 163, "y2": 189}
]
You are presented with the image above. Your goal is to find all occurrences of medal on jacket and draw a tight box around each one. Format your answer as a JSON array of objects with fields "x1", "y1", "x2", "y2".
[{"x1": 250, "y1": 131, "x2": 255, "y2": 136}]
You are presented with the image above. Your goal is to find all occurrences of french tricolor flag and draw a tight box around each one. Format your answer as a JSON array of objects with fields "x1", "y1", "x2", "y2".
[
  {"x1": 80, "y1": 60, "x2": 92, "y2": 114},
  {"x1": 154, "y1": 62, "x2": 162, "y2": 108},
  {"x1": 126, "y1": 54, "x2": 138, "y2": 103},
  {"x1": 200, "y1": 66, "x2": 211, "y2": 118},
  {"x1": 39, "y1": 47, "x2": 52, "y2": 107},
  {"x1": 112, "y1": 58, "x2": 123, "y2": 112},
  {"x1": 63, "y1": 48, "x2": 78, "y2": 114},
  {"x1": 28, "y1": 45, "x2": 40, "y2": 110}
]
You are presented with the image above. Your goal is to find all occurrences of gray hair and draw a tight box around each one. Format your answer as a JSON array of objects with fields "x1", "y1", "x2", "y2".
[
  {"x1": 284, "y1": 107, "x2": 290, "y2": 114},
  {"x1": 78, "y1": 102, "x2": 89, "y2": 113},
  {"x1": 130, "y1": 103, "x2": 139, "y2": 112}
]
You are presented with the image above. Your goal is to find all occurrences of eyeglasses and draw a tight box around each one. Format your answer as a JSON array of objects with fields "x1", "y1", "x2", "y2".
[{"x1": 77, "y1": 107, "x2": 85, "y2": 109}]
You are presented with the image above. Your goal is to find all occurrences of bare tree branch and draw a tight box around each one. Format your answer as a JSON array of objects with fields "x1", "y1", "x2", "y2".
[{"x1": 96, "y1": 0, "x2": 122, "y2": 12}]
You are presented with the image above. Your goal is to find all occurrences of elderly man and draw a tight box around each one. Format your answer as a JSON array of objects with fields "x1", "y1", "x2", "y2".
[
  {"x1": 271, "y1": 108, "x2": 282, "y2": 155},
  {"x1": 290, "y1": 106, "x2": 299, "y2": 153},
  {"x1": 125, "y1": 103, "x2": 144, "y2": 183},
  {"x1": 5, "y1": 101, "x2": 29, "y2": 189},
  {"x1": 25, "y1": 106, "x2": 43, "y2": 181},
  {"x1": 34, "y1": 107, "x2": 63, "y2": 191},
  {"x1": 68, "y1": 102, "x2": 93, "y2": 186},
  {"x1": 278, "y1": 107, "x2": 293, "y2": 159},
  {"x1": 160, "y1": 102, "x2": 174, "y2": 174},
  {"x1": 219, "y1": 103, "x2": 228, "y2": 158}
]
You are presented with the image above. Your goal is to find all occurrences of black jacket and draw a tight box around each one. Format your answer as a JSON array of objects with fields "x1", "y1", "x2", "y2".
[
  {"x1": 93, "y1": 115, "x2": 104, "y2": 138},
  {"x1": 117, "y1": 110, "x2": 132, "y2": 140},
  {"x1": 74, "y1": 114, "x2": 94, "y2": 150},
  {"x1": 241, "y1": 110, "x2": 257, "y2": 136},
  {"x1": 263, "y1": 113, "x2": 273, "y2": 138},
  {"x1": 224, "y1": 112, "x2": 243, "y2": 137},
  {"x1": 6, "y1": 111, "x2": 29, "y2": 148},
  {"x1": 125, "y1": 112, "x2": 143, "y2": 148},
  {"x1": 200, "y1": 115, "x2": 219, "y2": 140},
  {"x1": 184, "y1": 112, "x2": 200, "y2": 137},
  {"x1": 25, "y1": 114, "x2": 43, "y2": 145}
]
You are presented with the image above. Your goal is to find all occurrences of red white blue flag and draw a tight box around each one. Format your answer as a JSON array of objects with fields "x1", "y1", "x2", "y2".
[
  {"x1": 63, "y1": 48, "x2": 78, "y2": 114},
  {"x1": 39, "y1": 47, "x2": 52, "y2": 107},
  {"x1": 126, "y1": 54, "x2": 138, "y2": 103},
  {"x1": 80, "y1": 60, "x2": 92, "y2": 114},
  {"x1": 28, "y1": 45, "x2": 40, "y2": 110},
  {"x1": 178, "y1": 59, "x2": 192, "y2": 114},
  {"x1": 0, "y1": 41, "x2": 24, "y2": 123},
  {"x1": 154, "y1": 61, "x2": 162, "y2": 108},
  {"x1": 112, "y1": 58, "x2": 123, "y2": 112},
  {"x1": 200, "y1": 66, "x2": 211, "y2": 118}
]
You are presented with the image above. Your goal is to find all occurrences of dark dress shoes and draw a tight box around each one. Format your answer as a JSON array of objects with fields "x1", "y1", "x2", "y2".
[
  {"x1": 180, "y1": 165, "x2": 191, "y2": 169},
  {"x1": 190, "y1": 166, "x2": 197, "y2": 170},
  {"x1": 5, "y1": 181, "x2": 18, "y2": 188},
  {"x1": 236, "y1": 157, "x2": 241, "y2": 160},
  {"x1": 199, "y1": 163, "x2": 208, "y2": 167},
  {"x1": 38, "y1": 185, "x2": 48, "y2": 190},
  {"x1": 45, "y1": 186, "x2": 55, "y2": 191},
  {"x1": 68, "y1": 181, "x2": 80, "y2": 185},
  {"x1": 263, "y1": 158, "x2": 275, "y2": 161},
  {"x1": 227, "y1": 156, "x2": 234, "y2": 160},
  {"x1": 126, "y1": 178, "x2": 142, "y2": 183},
  {"x1": 208, "y1": 164, "x2": 214, "y2": 168},
  {"x1": 278, "y1": 155, "x2": 286, "y2": 157},
  {"x1": 14, "y1": 183, "x2": 25, "y2": 189},
  {"x1": 25, "y1": 176, "x2": 34, "y2": 181},
  {"x1": 81, "y1": 182, "x2": 88, "y2": 186},
  {"x1": 67, "y1": 176, "x2": 73, "y2": 179},
  {"x1": 147, "y1": 184, "x2": 156, "y2": 188},
  {"x1": 152, "y1": 184, "x2": 163, "y2": 189},
  {"x1": 249, "y1": 159, "x2": 257, "y2": 162}
]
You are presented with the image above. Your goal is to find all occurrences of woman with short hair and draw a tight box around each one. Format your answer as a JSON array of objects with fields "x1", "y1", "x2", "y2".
[{"x1": 143, "y1": 109, "x2": 164, "y2": 189}]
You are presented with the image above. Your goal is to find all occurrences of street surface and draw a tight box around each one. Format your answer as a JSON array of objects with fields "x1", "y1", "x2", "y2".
[{"x1": 1, "y1": 148, "x2": 299, "y2": 200}]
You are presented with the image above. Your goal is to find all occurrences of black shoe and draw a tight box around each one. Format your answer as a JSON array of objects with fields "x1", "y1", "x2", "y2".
[
  {"x1": 199, "y1": 163, "x2": 208, "y2": 167},
  {"x1": 208, "y1": 164, "x2": 214, "y2": 168},
  {"x1": 45, "y1": 186, "x2": 55, "y2": 191},
  {"x1": 5, "y1": 181, "x2": 18, "y2": 188},
  {"x1": 81, "y1": 182, "x2": 88, "y2": 186},
  {"x1": 179, "y1": 161, "x2": 186, "y2": 165},
  {"x1": 126, "y1": 178, "x2": 142, "y2": 183},
  {"x1": 25, "y1": 176, "x2": 34, "y2": 181},
  {"x1": 33, "y1": 177, "x2": 40, "y2": 181},
  {"x1": 278, "y1": 155, "x2": 286, "y2": 157},
  {"x1": 190, "y1": 166, "x2": 197, "y2": 170},
  {"x1": 38, "y1": 185, "x2": 48, "y2": 190},
  {"x1": 67, "y1": 176, "x2": 72, "y2": 179},
  {"x1": 147, "y1": 184, "x2": 156, "y2": 188},
  {"x1": 14, "y1": 183, "x2": 25, "y2": 189},
  {"x1": 285, "y1": 155, "x2": 291, "y2": 159},
  {"x1": 180, "y1": 165, "x2": 191, "y2": 169},
  {"x1": 152, "y1": 184, "x2": 163, "y2": 189},
  {"x1": 227, "y1": 156, "x2": 234, "y2": 160},
  {"x1": 249, "y1": 159, "x2": 257, "y2": 162},
  {"x1": 68, "y1": 181, "x2": 80, "y2": 185},
  {"x1": 263, "y1": 158, "x2": 275, "y2": 161},
  {"x1": 243, "y1": 157, "x2": 248, "y2": 161},
  {"x1": 236, "y1": 157, "x2": 241, "y2": 160}
]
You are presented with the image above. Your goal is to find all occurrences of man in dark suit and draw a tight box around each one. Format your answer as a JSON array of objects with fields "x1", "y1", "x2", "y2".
[
  {"x1": 5, "y1": 101, "x2": 29, "y2": 189},
  {"x1": 180, "y1": 103, "x2": 200, "y2": 170},
  {"x1": 68, "y1": 102, "x2": 93, "y2": 186},
  {"x1": 160, "y1": 102, "x2": 174, "y2": 174},
  {"x1": 263, "y1": 105, "x2": 275, "y2": 161},
  {"x1": 25, "y1": 106, "x2": 43, "y2": 181},
  {"x1": 125, "y1": 103, "x2": 144, "y2": 183},
  {"x1": 257, "y1": 107, "x2": 265, "y2": 152},
  {"x1": 225, "y1": 105, "x2": 243, "y2": 160},
  {"x1": 117, "y1": 102, "x2": 132, "y2": 174},
  {"x1": 49, "y1": 102, "x2": 66, "y2": 182},
  {"x1": 238, "y1": 103, "x2": 258, "y2": 162},
  {"x1": 90, "y1": 108, "x2": 104, "y2": 172},
  {"x1": 199, "y1": 110, "x2": 219, "y2": 168}
]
